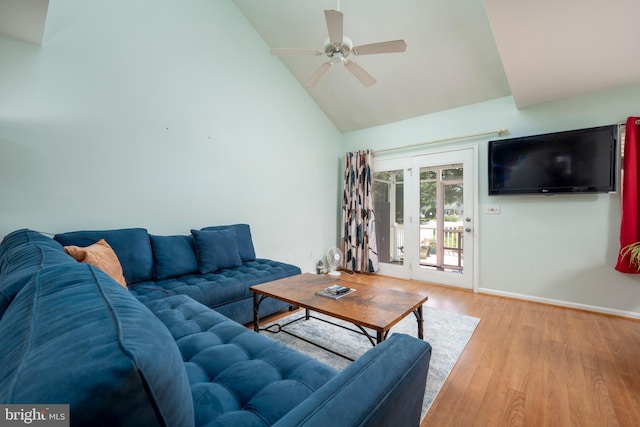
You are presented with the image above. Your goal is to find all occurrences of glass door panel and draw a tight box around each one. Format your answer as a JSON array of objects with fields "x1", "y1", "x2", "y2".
[
  {"x1": 409, "y1": 149, "x2": 475, "y2": 289},
  {"x1": 418, "y1": 166, "x2": 464, "y2": 273},
  {"x1": 373, "y1": 169, "x2": 404, "y2": 265}
]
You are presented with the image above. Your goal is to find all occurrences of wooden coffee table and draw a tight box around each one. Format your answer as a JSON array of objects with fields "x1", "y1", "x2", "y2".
[{"x1": 251, "y1": 273, "x2": 428, "y2": 356}]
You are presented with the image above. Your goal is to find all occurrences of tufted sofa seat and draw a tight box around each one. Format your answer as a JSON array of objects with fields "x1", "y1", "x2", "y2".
[
  {"x1": 130, "y1": 259, "x2": 300, "y2": 324},
  {"x1": 147, "y1": 295, "x2": 339, "y2": 426}
]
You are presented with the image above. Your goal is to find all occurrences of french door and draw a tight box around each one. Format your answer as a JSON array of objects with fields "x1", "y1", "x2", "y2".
[{"x1": 373, "y1": 147, "x2": 477, "y2": 289}]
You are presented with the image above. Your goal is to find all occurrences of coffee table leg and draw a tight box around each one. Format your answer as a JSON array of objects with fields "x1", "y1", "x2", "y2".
[
  {"x1": 305, "y1": 308, "x2": 310, "y2": 320},
  {"x1": 253, "y1": 292, "x2": 260, "y2": 332},
  {"x1": 413, "y1": 305, "x2": 424, "y2": 340}
]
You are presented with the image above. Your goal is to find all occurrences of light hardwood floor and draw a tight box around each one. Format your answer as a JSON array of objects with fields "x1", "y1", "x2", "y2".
[{"x1": 258, "y1": 273, "x2": 640, "y2": 426}]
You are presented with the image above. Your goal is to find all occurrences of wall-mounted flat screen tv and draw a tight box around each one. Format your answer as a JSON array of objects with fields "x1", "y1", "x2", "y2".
[{"x1": 488, "y1": 125, "x2": 619, "y2": 195}]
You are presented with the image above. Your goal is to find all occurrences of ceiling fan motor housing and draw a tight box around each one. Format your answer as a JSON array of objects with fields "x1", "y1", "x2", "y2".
[{"x1": 324, "y1": 36, "x2": 352, "y2": 58}]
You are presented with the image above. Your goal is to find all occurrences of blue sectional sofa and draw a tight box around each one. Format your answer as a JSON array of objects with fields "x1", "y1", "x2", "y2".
[
  {"x1": 0, "y1": 228, "x2": 432, "y2": 426},
  {"x1": 52, "y1": 224, "x2": 300, "y2": 325}
]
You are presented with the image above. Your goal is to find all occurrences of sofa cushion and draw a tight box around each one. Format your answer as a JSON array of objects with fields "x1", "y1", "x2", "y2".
[
  {"x1": 191, "y1": 229, "x2": 243, "y2": 273},
  {"x1": 63, "y1": 239, "x2": 127, "y2": 287},
  {"x1": 0, "y1": 229, "x2": 70, "y2": 272},
  {"x1": 201, "y1": 224, "x2": 256, "y2": 262},
  {"x1": 0, "y1": 229, "x2": 76, "y2": 318},
  {"x1": 145, "y1": 295, "x2": 338, "y2": 426},
  {"x1": 54, "y1": 228, "x2": 153, "y2": 283},
  {"x1": 0, "y1": 228, "x2": 61, "y2": 261},
  {"x1": 0, "y1": 264, "x2": 194, "y2": 427},
  {"x1": 129, "y1": 258, "x2": 302, "y2": 307},
  {"x1": 150, "y1": 234, "x2": 198, "y2": 280}
]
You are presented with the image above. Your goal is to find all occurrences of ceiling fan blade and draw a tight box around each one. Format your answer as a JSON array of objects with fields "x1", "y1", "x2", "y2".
[
  {"x1": 344, "y1": 60, "x2": 376, "y2": 87},
  {"x1": 353, "y1": 40, "x2": 407, "y2": 55},
  {"x1": 306, "y1": 62, "x2": 332, "y2": 87},
  {"x1": 324, "y1": 9, "x2": 343, "y2": 46},
  {"x1": 271, "y1": 48, "x2": 324, "y2": 56}
]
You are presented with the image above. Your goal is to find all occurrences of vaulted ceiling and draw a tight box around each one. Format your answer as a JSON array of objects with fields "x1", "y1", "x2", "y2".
[
  {"x1": 0, "y1": 0, "x2": 48, "y2": 45},
  {"x1": 2, "y1": 0, "x2": 640, "y2": 132}
]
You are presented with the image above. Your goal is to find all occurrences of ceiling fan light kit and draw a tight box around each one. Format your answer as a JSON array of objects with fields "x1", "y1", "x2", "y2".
[{"x1": 271, "y1": 9, "x2": 407, "y2": 87}]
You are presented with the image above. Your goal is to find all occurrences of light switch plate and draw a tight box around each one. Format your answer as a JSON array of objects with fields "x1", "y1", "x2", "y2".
[{"x1": 485, "y1": 205, "x2": 500, "y2": 214}]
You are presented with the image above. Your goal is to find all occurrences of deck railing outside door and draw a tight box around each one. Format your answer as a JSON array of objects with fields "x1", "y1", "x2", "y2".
[{"x1": 391, "y1": 223, "x2": 463, "y2": 270}]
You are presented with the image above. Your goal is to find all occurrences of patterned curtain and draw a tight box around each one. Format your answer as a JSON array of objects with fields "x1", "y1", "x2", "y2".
[
  {"x1": 341, "y1": 150, "x2": 379, "y2": 273},
  {"x1": 616, "y1": 117, "x2": 640, "y2": 273}
]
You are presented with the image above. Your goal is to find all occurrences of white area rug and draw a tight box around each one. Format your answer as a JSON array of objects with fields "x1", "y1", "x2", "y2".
[{"x1": 262, "y1": 306, "x2": 480, "y2": 420}]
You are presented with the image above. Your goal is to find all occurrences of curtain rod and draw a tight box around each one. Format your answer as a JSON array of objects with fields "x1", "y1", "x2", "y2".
[{"x1": 374, "y1": 128, "x2": 509, "y2": 154}]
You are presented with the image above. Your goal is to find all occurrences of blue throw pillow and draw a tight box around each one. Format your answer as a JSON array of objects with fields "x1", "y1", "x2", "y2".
[
  {"x1": 191, "y1": 229, "x2": 243, "y2": 273},
  {"x1": 201, "y1": 224, "x2": 256, "y2": 261},
  {"x1": 150, "y1": 235, "x2": 198, "y2": 280}
]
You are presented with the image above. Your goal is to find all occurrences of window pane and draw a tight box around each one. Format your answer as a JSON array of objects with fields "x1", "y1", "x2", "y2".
[
  {"x1": 420, "y1": 180, "x2": 436, "y2": 221},
  {"x1": 444, "y1": 183, "x2": 463, "y2": 222},
  {"x1": 442, "y1": 167, "x2": 463, "y2": 180},
  {"x1": 420, "y1": 170, "x2": 437, "y2": 181}
]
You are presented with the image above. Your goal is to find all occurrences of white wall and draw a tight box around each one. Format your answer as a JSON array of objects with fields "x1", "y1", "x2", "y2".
[
  {"x1": 3, "y1": 1, "x2": 639, "y2": 314},
  {"x1": 342, "y1": 85, "x2": 640, "y2": 317},
  {"x1": 0, "y1": 0, "x2": 341, "y2": 272}
]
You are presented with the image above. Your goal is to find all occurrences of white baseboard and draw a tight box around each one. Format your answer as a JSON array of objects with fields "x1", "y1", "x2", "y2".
[{"x1": 478, "y1": 287, "x2": 640, "y2": 320}]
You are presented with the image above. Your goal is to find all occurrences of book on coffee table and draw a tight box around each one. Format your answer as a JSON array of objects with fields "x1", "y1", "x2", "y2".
[{"x1": 316, "y1": 284, "x2": 355, "y2": 299}]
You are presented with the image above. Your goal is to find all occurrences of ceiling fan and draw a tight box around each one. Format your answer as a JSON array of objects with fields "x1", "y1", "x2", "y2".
[{"x1": 271, "y1": 8, "x2": 407, "y2": 87}]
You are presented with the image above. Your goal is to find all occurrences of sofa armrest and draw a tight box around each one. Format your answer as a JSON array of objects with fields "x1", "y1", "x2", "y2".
[{"x1": 273, "y1": 333, "x2": 432, "y2": 427}]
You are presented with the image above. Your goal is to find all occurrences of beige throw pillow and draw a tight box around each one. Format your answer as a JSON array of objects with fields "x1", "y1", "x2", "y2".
[{"x1": 64, "y1": 239, "x2": 128, "y2": 288}]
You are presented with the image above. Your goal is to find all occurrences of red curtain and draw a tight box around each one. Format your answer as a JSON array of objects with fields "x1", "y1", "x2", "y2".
[{"x1": 615, "y1": 116, "x2": 640, "y2": 273}]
